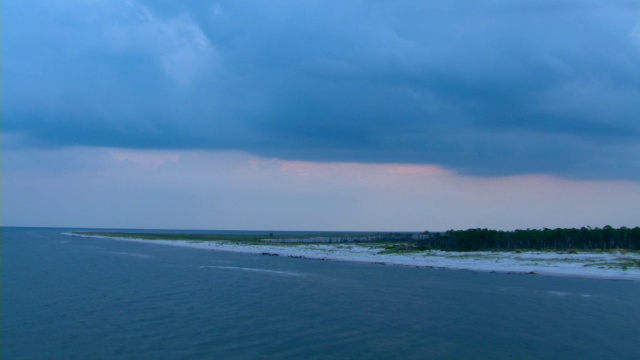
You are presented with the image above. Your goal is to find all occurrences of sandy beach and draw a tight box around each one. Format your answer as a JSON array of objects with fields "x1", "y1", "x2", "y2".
[{"x1": 66, "y1": 233, "x2": 640, "y2": 281}]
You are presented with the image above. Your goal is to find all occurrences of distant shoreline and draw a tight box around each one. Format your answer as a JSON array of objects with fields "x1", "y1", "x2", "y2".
[{"x1": 65, "y1": 232, "x2": 640, "y2": 281}]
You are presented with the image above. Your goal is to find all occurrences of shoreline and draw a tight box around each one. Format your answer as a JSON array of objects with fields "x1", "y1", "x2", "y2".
[{"x1": 65, "y1": 233, "x2": 640, "y2": 281}]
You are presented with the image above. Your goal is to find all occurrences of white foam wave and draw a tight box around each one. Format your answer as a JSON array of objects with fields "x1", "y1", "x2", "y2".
[{"x1": 199, "y1": 265, "x2": 305, "y2": 277}]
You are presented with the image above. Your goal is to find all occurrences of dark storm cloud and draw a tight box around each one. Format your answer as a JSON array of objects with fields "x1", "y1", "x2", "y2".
[{"x1": 4, "y1": 0, "x2": 640, "y2": 179}]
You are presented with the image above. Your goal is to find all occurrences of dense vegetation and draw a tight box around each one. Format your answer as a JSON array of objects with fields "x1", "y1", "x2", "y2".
[{"x1": 413, "y1": 226, "x2": 640, "y2": 251}]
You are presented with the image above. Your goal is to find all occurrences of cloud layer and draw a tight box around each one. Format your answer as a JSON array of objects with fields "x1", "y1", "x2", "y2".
[{"x1": 5, "y1": 0, "x2": 640, "y2": 179}]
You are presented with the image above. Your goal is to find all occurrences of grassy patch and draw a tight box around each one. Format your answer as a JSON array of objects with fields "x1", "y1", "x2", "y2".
[
  {"x1": 76, "y1": 232, "x2": 268, "y2": 244},
  {"x1": 583, "y1": 258, "x2": 640, "y2": 270},
  {"x1": 379, "y1": 243, "x2": 423, "y2": 254}
]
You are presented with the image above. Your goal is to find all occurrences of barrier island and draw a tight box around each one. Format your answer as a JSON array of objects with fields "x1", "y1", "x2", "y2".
[{"x1": 69, "y1": 226, "x2": 640, "y2": 280}]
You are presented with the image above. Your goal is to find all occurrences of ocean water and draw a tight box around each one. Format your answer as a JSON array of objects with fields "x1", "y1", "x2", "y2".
[{"x1": 3, "y1": 227, "x2": 640, "y2": 359}]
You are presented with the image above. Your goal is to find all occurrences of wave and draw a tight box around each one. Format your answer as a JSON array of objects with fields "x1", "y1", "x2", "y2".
[
  {"x1": 101, "y1": 251, "x2": 153, "y2": 259},
  {"x1": 199, "y1": 265, "x2": 306, "y2": 277}
]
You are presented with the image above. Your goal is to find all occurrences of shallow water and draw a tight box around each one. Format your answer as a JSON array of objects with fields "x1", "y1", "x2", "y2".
[{"x1": 3, "y1": 227, "x2": 640, "y2": 359}]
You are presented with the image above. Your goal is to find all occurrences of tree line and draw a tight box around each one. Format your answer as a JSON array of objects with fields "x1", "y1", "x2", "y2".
[{"x1": 414, "y1": 226, "x2": 640, "y2": 251}]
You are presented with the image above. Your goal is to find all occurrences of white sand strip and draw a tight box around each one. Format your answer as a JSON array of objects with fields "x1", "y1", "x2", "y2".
[{"x1": 64, "y1": 233, "x2": 640, "y2": 281}]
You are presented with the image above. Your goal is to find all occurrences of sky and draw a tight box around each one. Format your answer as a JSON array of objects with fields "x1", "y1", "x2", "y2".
[{"x1": 2, "y1": 0, "x2": 640, "y2": 231}]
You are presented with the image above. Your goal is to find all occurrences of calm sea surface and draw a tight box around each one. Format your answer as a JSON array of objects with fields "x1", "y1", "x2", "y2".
[{"x1": 3, "y1": 227, "x2": 640, "y2": 359}]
